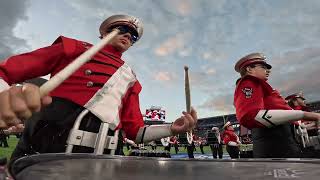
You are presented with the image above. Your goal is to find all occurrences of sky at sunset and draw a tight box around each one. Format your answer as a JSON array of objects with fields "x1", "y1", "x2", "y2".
[{"x1": 1, "y1": 0, "x2": 320, "y2": 122}]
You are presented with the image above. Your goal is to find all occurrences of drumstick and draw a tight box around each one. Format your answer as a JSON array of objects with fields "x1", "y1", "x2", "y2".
[
  {"x1": 184, "y1": 66, "x2": 193, "y2": 144},
  {"x1": 39, "y1": 29, "x2": 120, "y2": 97},
  {"x1": 184, "y1": 66, "x2": 191, "y2": 113}
]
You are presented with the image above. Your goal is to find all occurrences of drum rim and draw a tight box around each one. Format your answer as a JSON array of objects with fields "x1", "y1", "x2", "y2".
[{"x1": 9, "y1": 153, "x2": 320, "y2": 178}]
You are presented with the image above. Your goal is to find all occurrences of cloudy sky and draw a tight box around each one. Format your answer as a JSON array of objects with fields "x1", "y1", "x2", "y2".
[{"x1": 1, "y1": 0, "x2": 320, "y2": 122}]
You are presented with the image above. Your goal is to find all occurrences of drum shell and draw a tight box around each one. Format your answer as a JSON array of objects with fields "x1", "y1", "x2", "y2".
[{"x1": 9, "y1": 153, "x2": 320, "y2": 180}]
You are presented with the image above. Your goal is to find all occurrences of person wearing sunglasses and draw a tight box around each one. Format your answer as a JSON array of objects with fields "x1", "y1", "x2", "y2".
[
  {"x1": 233, "y1": 52, "x2": 320, "y2": 158},
  {"x1": 285, "y1": 93, "x2": 320, "y2": 157},
  {"x1": 0, "y1": 14, "x2": 197, "y2": 161}
]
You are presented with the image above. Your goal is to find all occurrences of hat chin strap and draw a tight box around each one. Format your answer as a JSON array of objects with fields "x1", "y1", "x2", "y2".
[{"x1": 255, "y1": 110, "x2": 304, "y2": 127}]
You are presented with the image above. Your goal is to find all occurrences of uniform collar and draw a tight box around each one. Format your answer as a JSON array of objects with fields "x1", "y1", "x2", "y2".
[{"x1": 101, "y1": 44, "x2": 122, "y2": 58}]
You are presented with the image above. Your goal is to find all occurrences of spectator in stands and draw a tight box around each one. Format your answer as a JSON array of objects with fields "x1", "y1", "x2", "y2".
[
  {"x1": 234, "y1": 52, "x2": 320, "y2": 158},
  {"x1": 208, "y1": 127, "x2": 223, "y2": 159},
  {"x1": 222, "y1": 121, "x2": 240, "y2": 158}
]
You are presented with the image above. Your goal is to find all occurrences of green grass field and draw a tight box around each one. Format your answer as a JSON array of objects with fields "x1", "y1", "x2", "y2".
[
  {"x1": 0, "y1": 136, "x2": 253, "y2": 160},
  {"x1": 0, "y1": 136, "x2": 19, "y2": 159}
]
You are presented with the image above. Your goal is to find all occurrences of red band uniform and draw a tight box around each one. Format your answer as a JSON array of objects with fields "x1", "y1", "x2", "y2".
[
  {"x1": 222, "y1": 122, "x2": 240, "y2": 158},
  {"x1": 0, "y1": 14, "x2": 198, "y2": 163},
  {"x1": 234, "y1": 53, "x2": 301, "y2": 158},
  {"x1": 285, "y1": 94, "x2": 319, "y2": 136},
  {"x1": 1, "y1": 31, "x2": 145, "y2": 158}
]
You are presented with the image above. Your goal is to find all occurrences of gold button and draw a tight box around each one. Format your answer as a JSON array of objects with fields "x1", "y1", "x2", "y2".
[
  {"x1": 84, "y1": 69, "x2": 92, "y2": 75},
  {"x1": 86, "y1": 81, "x2": 94, "y2": 87}
]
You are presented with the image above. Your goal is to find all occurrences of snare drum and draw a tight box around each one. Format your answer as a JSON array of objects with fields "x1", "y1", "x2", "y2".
[{"x1": 9, "y1": 153, "x2": 320, "y2": 180}]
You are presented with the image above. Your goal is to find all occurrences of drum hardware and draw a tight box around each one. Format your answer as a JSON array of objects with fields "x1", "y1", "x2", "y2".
[{"x1": 66, "y1": 109, "x2": 119, "y2": 155}]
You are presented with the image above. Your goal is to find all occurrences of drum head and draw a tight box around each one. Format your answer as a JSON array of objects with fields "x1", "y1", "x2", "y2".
[{"x1": 9, "y1": 153, "x2": 320, "y2": 180}]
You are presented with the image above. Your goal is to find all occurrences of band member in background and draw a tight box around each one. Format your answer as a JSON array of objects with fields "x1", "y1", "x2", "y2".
[
  {"x1": 285, "y1": 93, "x2": 310, "y2": 148},
  {"x1": 222, "y1": 121, "x2": 240, "y2": 159},
  {"x1": 171, "y1": 136, "x2": 179, "y2": 154},
  {"x1": 200, "y1": 137, "x2": 206, "y2": 154},
  {"x1": 0, "y1": 14, "x2": 198, "y2": 161},
  {"x1": 209, "y1": 127, "x2": 223, "y2": 159},
  {"x1": 234, "y1": 52, "x2": 320, "y2": 158},
  {"x1": 285, "y1": 93, "x2": 319, "y2": 136},
  {"x1": 285, "y1": 93, "x2": 320, "y2": 157},
  {"x1": 187, "y1": 134, "x2": 196, "y2": 159},
  {"x1": 148, "y1": 140, "x2": 157, "y2": 150},
  {"x1": 162, "y1": 136, "x2": 172, "y2": 152}
]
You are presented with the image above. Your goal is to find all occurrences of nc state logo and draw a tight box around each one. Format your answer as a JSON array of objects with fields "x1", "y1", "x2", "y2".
[{"x1": 242, "y1": 87, "x2": 253, "y2": 99}]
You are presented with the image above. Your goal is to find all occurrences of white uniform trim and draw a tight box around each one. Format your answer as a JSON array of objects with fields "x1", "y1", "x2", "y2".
[
  {"x1": 0, "y1": 78, "x2": 10, "y2": 93},
  {"x1": 214, "y1": 132, "x2": 221, "y2": 144},
  {"x1": 84, "y1": 63, "x2": 137, "y2": 130},
  {"x1": 255, "y1": 110, "x2": 304, "y2": 127},
  {"x1": 135, "y1": 124, "x2": 173, "y2": 143},
  {"x1": 228, "y1": 141, "x2": 238, "y2": 146}
]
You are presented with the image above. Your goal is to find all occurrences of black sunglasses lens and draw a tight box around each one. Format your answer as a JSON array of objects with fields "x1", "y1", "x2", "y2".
[
  {"x1": 131, "y1": 35, "x2": 138, "y2": 42},
  {"x1": 117, "y1": 26, "x2": 128, "y2": 34},
  {"x1": 118, "y1": 26, "x2": 138, "y2": 43}
]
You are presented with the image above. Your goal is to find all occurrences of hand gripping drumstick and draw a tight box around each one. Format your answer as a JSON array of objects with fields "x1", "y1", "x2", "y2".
[
  {"x1": 184, "y1": 66, "x2": 193, "y2": 144},
  {"x1": 39, "y1": 29, "x2": 120, "y2": 97}
]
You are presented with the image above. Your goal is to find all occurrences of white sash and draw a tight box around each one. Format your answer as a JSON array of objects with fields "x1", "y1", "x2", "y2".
[{"x1": 84, "y1": 63, "x2": 137, "y2": 130}]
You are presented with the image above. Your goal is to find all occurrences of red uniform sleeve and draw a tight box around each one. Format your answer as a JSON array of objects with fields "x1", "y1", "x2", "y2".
[
  {"x1": 234, "y1": 78, "x2": 266, "y2": 129},
  {"x1": 223, "y1": 132, "x2": 231, "y2": 145},
  {"x1": 0, "y1": 36, "x2": 81, "y2": 85},
  {"x1": 0, "y1": 43, "x2": 68, "y2": 84},
  {"x1": 119, "y1": 81, "x2": 145, "y2": 140}
]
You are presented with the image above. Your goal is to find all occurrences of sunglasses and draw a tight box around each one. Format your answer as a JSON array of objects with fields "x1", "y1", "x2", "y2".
[
  {"x1": 254, "y1": 64, "x2": 269, "y2": 70},
  {"x1": 107, "y1": 25, "x2": 139, "y2": 43}
]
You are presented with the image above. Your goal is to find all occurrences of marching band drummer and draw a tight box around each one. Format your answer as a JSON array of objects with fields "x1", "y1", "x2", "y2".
[
  {"x1": 222, "y1": 121, "x2": 240, "y2": 159},
  {"x1": 0, "y1": 14, "x2": 197, "y2": 161},
  {"x1": 233, "y1": 52, "x2": 320, "y2": 158},
  {"x1": 285, "y1": 93, "x2": 310, "y2": 148},
  {"x1": 209, "y1": 127, "x2": 223, "y2": 159},
  {"x1": 285, "y1": 93, "x2": 318, "y2": 137}
]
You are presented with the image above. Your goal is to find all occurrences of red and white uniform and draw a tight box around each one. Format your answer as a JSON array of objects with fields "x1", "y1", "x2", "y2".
[
  {"x1": 234, "y1": 75, "x2": 292, "y2": 129},
  {"x1": 0, "y1": 36, "x2": 144, "y2": 140},
  {"x1": 223, "y1": 130, "x2": 240, "y2": 146},
  {"x1": 171, "y1": 136, "x2": 179, "y2": 145}
]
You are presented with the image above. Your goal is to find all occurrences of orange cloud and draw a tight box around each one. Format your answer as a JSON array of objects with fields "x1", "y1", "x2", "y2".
[
  {"x1": 205, "y1": 68, "x2": 216, "y2": 75},
  {"x1": 177, "y1": 1, "x2": 191, "y2": 16},
  {"x1": 154, "y1": 35, "x2": 185, "y2": 56},
  {"x1": 154, "y1": 71, "x2": 173, "y2": 81}
]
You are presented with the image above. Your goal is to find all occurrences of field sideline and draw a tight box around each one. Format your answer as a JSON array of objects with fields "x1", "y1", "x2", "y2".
[{"x1": 0, "y1": 136, "x2": 252, "y2": 160}]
